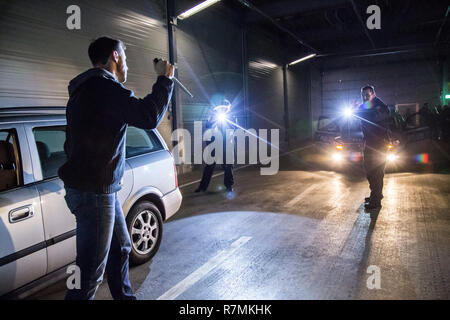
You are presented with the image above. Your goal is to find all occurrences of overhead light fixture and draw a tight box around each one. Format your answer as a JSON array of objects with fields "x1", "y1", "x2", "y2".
[
  {"x1": 177, "y1": 0, "x2": 221, "y2": 20},
  {"x1": 288, "y1": 53, "x2": 317, "y2": 66}
]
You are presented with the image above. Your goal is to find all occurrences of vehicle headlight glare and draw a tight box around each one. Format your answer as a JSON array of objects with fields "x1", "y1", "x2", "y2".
[
  {"x1": 387, "y1": 153, "x2": 397, "y2": 162},
  {"x1": 332, "y1": 153, "x2": 343, "y2": 162}
]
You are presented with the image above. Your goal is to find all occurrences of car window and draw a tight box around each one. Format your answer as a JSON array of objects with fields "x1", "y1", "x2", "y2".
[
  {"x1": 318, "y1": 118, "x2": 339, "y2": 132},
  {"x1": 33, "y1": 126, "x2": 67, "y2": 180},
  {"x1": 0, "y1": 129, "x2": 22, "y2": 192},
  {"x1": 126, "y1": 127, "x2": 163, "y2": 158}
]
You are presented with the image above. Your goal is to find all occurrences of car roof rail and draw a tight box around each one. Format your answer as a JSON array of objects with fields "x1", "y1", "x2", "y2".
[{"x1": 0, "y1": 106, "x2": 66, "y2": 116}]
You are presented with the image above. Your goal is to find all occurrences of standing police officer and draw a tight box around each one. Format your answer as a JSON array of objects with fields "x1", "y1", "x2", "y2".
[
  {"x1": 357, "y1": 85, "x2": 390, "y2": 209},
  {"x1": 195, "y1": 100, "x2": 236, "y2": 193}
]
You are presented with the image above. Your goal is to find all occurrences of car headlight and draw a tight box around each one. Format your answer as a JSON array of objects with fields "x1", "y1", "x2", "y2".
[
  {"x1": 332, "y1": 153, "x2": 343, "y2": 161},
  {"x1": 386, "y1": 153, "x2": 397, "y2": 162}
]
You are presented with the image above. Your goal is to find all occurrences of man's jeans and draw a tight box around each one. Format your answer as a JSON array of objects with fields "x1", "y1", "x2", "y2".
[
  {"x1": 363, "y1": 146, "x2": 386, "y2": 204},
  {"x1": 64, "y1": 187, "x2": 136, "y2": 300}
]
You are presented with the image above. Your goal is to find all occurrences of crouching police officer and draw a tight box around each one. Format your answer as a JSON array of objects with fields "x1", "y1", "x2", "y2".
[{"x1": 357, "y1": 85, "x2": 390, "y2": 209}]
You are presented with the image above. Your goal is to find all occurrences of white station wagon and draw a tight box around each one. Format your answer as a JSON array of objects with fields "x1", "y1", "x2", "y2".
[{"x1": 0, "y1": 107, "x2": 182, "y2": 298}]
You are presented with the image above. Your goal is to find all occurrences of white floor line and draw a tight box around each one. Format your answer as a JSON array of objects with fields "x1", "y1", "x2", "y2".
[
  {"x1": 285, "y1": 183, "x2": 323, "y2": 208},
  {"x1": 157, "y1": 236, "x2": 252, "y2": 300}
]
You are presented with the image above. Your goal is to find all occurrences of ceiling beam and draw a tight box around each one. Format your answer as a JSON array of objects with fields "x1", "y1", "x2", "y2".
[
  {"x1": 236, "y1": 0, "x2": 320, "y2": 54},
  {"x1": 349, "y1": 0, "x2": 376, "y2": 49},
  {"x1": 434, "y1": 5, "x2": 450, "y2": 46},
  {"x1": 245, "y1": 0, "x2": 349, "y2": 24}
]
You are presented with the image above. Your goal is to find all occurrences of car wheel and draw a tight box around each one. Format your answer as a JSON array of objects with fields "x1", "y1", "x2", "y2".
[{"x1": 126, "y1": 201, "x2": 163, "y2": 265}]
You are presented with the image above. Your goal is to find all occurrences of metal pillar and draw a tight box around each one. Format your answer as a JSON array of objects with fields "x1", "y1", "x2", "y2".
[
  {"x1": 242, "y1": 27, "x2": 249, "y2": 129},
  {"x1": 166, "y1": 0, "x2": 179, "y2": 145},
  {"x1": 282, "y1": 64, "x2": 290, "y2": 144}
]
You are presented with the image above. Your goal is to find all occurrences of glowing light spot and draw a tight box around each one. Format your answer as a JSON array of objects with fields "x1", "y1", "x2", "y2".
[
  {"x1": 343, "y1": 108, "x2": 353, "y2": 117},
  {"x1": 414, "y1": 153, "x2": 429, "y2": 163},
  {"x1": 226, "y1": 191, "x2": 236, "y2": 200},
  {"x1": 216, "y1": 112, "x2": 227, "y2": 122},
  {"x1": 386, "y1": 153, "x2": 397, "y2": 162},
  {"x1": 350, "y1": 152, "x2": 362, "y2": 162},
  {"x1": 361, "y1": 100, "x2": 375, "y2": 110},
  {"x1": 332, "y1": 153, "x2": 343, "y2": 162}
]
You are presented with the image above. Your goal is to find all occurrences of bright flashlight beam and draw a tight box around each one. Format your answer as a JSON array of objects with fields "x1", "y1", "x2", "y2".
[
  {"x1": 288, "y1": 54, "x2": 317, "y2": 66},
  {"x1": 222, "y1": 117, "x2": 280, "y2": 151},
  {"x1": 343, "y1": 108, "x2": 353, "y2": 117},
  {"x1": 177, "y1": 0, "x2": 221, "y2": 20},
  {"x1": 216, "y1": 112, "x2": 227, "y2": 122},
  {"x1": 352, "y1": 114, "x2": 389, "y2": 132}
]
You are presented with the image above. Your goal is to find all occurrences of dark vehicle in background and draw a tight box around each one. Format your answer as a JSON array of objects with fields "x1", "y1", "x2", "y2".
[
  {"x1": 313, "y1": 108, "x2": 442, "y2": 172},
  {"x1": 314, "y1": 115, "x2": 365, "y2": 170}
]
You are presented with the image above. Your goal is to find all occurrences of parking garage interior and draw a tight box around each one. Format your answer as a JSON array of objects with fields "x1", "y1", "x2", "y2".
[{"x1": 0, "y1": 0, "x2": 449, "y2": 300}]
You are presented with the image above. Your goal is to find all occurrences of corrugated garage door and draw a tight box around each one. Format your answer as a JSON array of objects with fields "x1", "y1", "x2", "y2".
[
  {"x1": 286, "y1": 65, "x2": 310, "y2": 141},
  {"x1": 175, "y1": 3, "x2": 244, "y2": 134},
  {"x1": 0, "y1": 0, "x2": 172, "y2": 143},
  {"x1": 247, "y1": 26, "x2": 285, "y2": 145}
]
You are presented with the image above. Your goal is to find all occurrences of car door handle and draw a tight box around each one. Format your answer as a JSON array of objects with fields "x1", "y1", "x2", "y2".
[{"x1": 9, "y1": 205, "x2": 34, "y2": 223}]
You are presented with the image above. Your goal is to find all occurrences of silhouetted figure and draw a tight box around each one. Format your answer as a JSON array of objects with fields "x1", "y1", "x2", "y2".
[
  {"x1": 195, "y1": 101, "x2": 237, "y2": 193},
  {"x1": 356, "y1": 85, "x2": 390, "y2": 210}
]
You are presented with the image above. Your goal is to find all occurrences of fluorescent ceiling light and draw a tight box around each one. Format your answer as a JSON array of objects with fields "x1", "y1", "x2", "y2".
[
  {"x1": 177, "y1": 0, "x2": 221, "y2": 20},
  {"x1": 288, "y1": 53, "x2": 317, "y2": 66},
  {"x1": 249, "y1": 60, "x2": 278, "y2": 69}
]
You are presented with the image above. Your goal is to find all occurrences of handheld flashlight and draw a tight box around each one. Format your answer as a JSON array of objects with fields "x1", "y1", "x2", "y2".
[
  {"x1": 216, "y1": 112, "x2": 227, "y2": 122},
  {"x1": 343, "y1": 107, "x2": 353, "y2": 118},
  {"x1": 153, "y1": 58, "x2": 194, "y2": 98}
]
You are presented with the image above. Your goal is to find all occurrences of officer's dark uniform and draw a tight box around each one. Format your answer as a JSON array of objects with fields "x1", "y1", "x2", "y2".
[
  {"x1": 357, "y1": 97, "x2": 390, "y2": 207},
  {"x1": 196, "y1": 113, "x2": 235, "y2": 192}
]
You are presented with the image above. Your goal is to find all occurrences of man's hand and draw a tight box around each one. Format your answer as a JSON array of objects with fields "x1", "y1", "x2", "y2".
[{"x1": 154, "y1": 59, "x2": 175, "y2": 79}]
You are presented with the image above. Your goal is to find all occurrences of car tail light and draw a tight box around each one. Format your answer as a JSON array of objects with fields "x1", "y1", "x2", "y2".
[{"x1": 169, "y1": 151, "x2": 178, "y2": 188}]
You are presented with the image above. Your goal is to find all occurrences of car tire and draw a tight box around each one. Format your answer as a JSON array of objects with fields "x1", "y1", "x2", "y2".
[{"x1": 126, "y1": 201, "x2": 163, "y2": 266}]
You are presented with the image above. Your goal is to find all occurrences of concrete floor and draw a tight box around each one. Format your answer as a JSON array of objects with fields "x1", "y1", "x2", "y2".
[{"x1": 29, "y1": 157, "x2": 450, "y2": 300}]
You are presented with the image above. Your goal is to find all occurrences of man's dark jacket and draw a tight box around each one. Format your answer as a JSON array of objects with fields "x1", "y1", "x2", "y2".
[
  {"x1": 357, "y1": 96, "x2": 390, "y2": 148},
  {"x1": 58, "y1": 68, "x2": 174, "y2": 194}
]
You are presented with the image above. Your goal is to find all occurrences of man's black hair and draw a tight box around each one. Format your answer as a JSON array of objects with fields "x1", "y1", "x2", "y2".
[
  {"x1": 361, "y1": 85, "x2": 375, "y2": 93},
  {"x1": 88, "y1": 37, "x2": 125, "y2": 66}
]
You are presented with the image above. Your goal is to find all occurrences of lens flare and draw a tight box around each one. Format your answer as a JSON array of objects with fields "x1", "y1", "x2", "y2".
[
  {"x1": 350, "y1": 152, "x2": 362, "y2": 162},
  {"x1": 415, "y1": 153, "x2": 429, "y2": 163}
]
